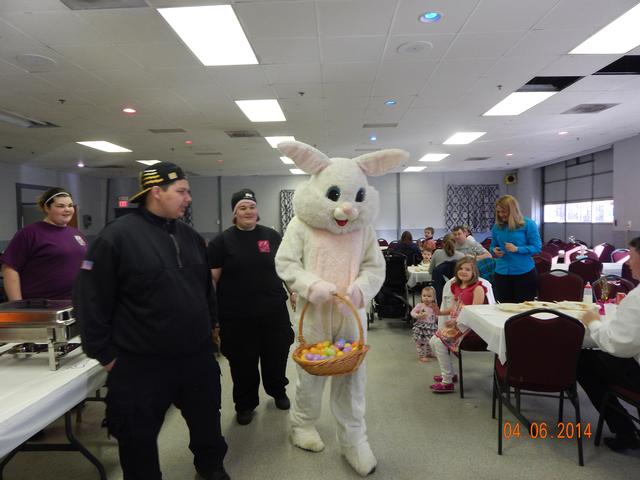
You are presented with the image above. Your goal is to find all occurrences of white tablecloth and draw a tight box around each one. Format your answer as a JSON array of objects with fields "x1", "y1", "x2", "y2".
[
  {"x1": 407, "y1": 266, "x2": 431, "y2": 288},
  {"x1": 457, "y1": 304, "x2": 605, "y2": 364},
  {"x1": 554, "y1": 262, "x2": 622, "y2": 277},
  {"x1": 0, "y1": 340, "x2": 106, "y2": 457}
]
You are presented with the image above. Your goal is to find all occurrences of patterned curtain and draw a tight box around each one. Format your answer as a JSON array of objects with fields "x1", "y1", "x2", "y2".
[
  {"x1": 445, "y1": 184, "x2": 500, "y2": 232},
  {"x1": 280, "y1": 190, "x2": 295, "y2": 234}
]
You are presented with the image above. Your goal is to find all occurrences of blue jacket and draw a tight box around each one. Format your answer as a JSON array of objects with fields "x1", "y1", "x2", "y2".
[{"x1": 490, "y1": 217, "x2": 541, "y2": 275}]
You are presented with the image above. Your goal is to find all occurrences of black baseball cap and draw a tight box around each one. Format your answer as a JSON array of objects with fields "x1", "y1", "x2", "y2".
[{"x1": 129, "y1": 162, "x2": 186, "y2": 203}]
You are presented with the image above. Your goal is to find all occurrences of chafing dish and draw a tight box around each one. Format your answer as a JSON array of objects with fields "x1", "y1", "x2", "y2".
[{"x1": 0, "y1": 299, "x2": 79, "y2": 370}]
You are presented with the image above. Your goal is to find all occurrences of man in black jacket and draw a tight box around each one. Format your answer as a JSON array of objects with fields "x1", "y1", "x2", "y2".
[{"x1": 74, "y1": 162, "x2": 229, "y2": 480}]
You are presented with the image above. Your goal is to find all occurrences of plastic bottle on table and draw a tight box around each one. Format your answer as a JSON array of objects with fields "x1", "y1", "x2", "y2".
[{"x1": 583, "y1": 282, "x2": 593, "y2": 304}]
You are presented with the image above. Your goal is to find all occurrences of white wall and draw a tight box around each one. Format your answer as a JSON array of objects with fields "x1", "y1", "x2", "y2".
[{"x1": 613, "y1": 134, "x2": 640, "y2": 246}]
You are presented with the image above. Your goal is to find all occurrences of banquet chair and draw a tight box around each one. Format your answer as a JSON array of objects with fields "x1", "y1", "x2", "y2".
[
  {"x1": 533, "y1": 254, "x2": 552, "y2": 275},
  {"x1": 537, "y1": 270, "x2": 583, "y2": 302},
  {"x1": 568, "y1": 258, "x2": 603, "y2": 286},
  {"x1": 594, "y1": 242, "x2": 615, "y2": 263},
  {"x1": 493, "y1": 309, "x2": 585, "y2": 466},
  {"x1": 481, "y1": 237, "x2": 492, "y2": 250},
  {"x1": 377, "y1": 238, "x2": 388, "y2": 247},
  {"x1": 441, "y1": 277, "x2": 495, "y2": 398},
  {"x1": 595, "y1": 385, "x2": 640, "y2": 448},
  {"x1": 612, "y1": 248, "x2": 630, "y2": 263},
  {"x1": 621, "y1": 261, "x2": 639, "y2": 286},
  {"x1": 592, "y1": 276, "x2": 635, "y2": 302},
  {"x1": 541, "y1": 244, "x2": 560, "y2": 262},
  {"x1": 388, "y1": 240, "x2": 399, "y2": 251},
  {"x1": 563, "y1": 243, "x2": 583, "y2": 263}
]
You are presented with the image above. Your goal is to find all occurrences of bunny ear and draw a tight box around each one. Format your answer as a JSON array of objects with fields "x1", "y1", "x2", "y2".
[
  {"x1": 354, "y1": 149, "x2": 409, "y2": 176},
  {"x1": 277, "y1": 141, "x2": 331, "y2": 174}
]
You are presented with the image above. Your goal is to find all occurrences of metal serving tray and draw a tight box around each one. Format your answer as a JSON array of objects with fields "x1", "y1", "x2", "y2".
[{"x1": 0, "y1": 299, "x2": 78, "y2": 370}]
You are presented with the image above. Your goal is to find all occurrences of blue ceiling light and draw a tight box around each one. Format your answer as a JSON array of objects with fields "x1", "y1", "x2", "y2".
[
  {"x1": 385, "y1": 99, "x2": 397, "y2": 106},
  {"x1": 419, "y1": 11, "x2": 441, "y2": 23},
  {"x1": 369, "y1": 134, "x2": 377, "y2": 141}
]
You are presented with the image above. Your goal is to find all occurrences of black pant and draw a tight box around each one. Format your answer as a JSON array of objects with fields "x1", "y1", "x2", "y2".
[
  {"x1": 105, "y1": 347, "x2": 227, "y2": 480},
  {"x1": 220, "y1": 303, "x2": 294, "y2": 412},
  {"x1": 577, "y1": 349, "x2": 640, "y2": 437},
  {"x1": 493, "y1": 268, "x2": 537, "y2": 303}
]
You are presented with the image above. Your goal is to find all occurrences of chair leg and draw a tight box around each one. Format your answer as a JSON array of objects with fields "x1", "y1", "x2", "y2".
[
  {"x1": 515, "y1": 388, "x2": 521, "y2": 413},
  {"x1": 594, "y1": 392, "x2": 610, "y2": 447},
  {"x1": 571, "y1": 389, "x2": 584, "y2": 466},
  {"x1": 558, "y1": 390, "x2": 564, "y2": 423},
  {"x1": 498, "y1": 382, "x2": 503, "y2": 455},
  {"x1": 458, "y1": 351, "x2": 464, "y2": 399},
  {"x1": 492, "y1": 374, "x2": 497, "y2": 419}
]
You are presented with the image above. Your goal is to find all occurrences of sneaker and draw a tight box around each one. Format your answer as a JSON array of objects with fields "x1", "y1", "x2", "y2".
[
  {"x1": 433, "y1": 374, "x2": 458, "y2": 383},
  {"x1": 236, "y1": 410, "x2": 254, "y2": 425},
  {"x1": 431, "y1": 382, "x2": 455, "y2": 393},
  {"x1": 603, "y1": 435, "x2": 640, "y2": 453},
  {"x1": 274, "y1": 395, "x2": 290, "y2": 410}
]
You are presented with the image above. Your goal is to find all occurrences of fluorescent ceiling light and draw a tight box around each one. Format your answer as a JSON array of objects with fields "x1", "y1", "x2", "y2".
[
  {"x1": 77, "y1": 141, "x2": 132, "y2": 153},
  {"x1": 280, "y1": 156, "x2": 294, "y2": 165},
  {"x1": 483, "y1": 91, "x2": 557, "y2": 116},
  {"x1": 157, "y1": 5, "x2": 258, "y2": 66},
  {"x1": 404, "y1": 166, "x2": 426, "y2": 172},
  {"x1": 265, "y1": 136, "x2": 295, "y2": 148},
  {"x1": 290, "y1": 168, "x2": 306, "y2": 175},
  {"x1": 419, "y1": 153, "x2": 449, "y2": 162},
  {"x1": 235, "y1": 99, "x2": 286, "y2": 122},
  {"x1": 570, "y1": 3, "x2": 640, "y2": 54},
  {"x1": 136, "y1": 160, "x2": 161, "y2": 166},
  {"x1": 443, "y1": 132, "x2": 486, "y2": 145}
]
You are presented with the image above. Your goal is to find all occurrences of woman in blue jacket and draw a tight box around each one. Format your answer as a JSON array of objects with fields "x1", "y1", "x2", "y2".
[{"x1": 490, "y1": 195, "x2": 542, "y2": 303}]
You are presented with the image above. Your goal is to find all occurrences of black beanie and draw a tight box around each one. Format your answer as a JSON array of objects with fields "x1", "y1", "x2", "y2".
[{"x1": 231, "y1": 189, "x2": 257, "y2": 212}]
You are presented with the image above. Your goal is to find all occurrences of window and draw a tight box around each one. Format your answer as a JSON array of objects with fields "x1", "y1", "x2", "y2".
[{"x1": 543, "y1": 199, "x2": 613, "y2": 223}]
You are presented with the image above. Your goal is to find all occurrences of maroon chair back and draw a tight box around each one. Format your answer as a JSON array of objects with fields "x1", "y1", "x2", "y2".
[
  {"x1": 388, "y1": 240, "x2": 399, "y2": 250},
  {"x1": 621, "y1": 261, "x2": 639, "y2": 286},
  {"x1": 481, "y1": 237, "x2": 492, "y2": 250},
  {"x1": 377, "y1": 238, "x2": 388, "y2": 247},
  {"x1": 612, "y1": 249, "x2": 630, "y2": 263},
  {"x1": 503, "y1": 309, "x2": 584, "y2": 392},
  {"x1": 435, "y1": 238, "x2": 444, "y2": 250},
  {"x1": 563, "y1": 243, "x2": 582, "y2": 262},
  {"x1": 593, "y1": 276, "x2": 636, "y2": 301},
  {"x1": 541, "y1": 244, "x2": 560, "y2": 258},
  {"x1": 568, "y1": 258, "x2": 603, "y2": 285},
  {"x1": 568, "y1": 250, "x2": 598, "y2": 262},
  {"x1": 537, "y1": 270, "x2": 584, "y2": 301},
  {"x1": 547, "y1": 238, "x2": 565, "y2": 247},
  {"x1": 533, "y1": 254, "x2": 551, "y2": 274},
  {"x1": 594, "y1": 243, "x2": 615, "y2": 263}
]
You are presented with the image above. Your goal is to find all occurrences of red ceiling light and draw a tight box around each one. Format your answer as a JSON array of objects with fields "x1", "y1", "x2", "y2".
[{"x1": 185, "y1": 140, "x2": 193, "y2": 145}]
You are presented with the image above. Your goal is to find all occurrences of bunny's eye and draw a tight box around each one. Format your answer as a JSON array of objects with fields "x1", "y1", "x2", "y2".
[
  {"x1": 355, "y1": 188, "x2": 366, "y2": 203},
  {"x1": 326, "y1": 186, "x2": 341, "y2": 202}
]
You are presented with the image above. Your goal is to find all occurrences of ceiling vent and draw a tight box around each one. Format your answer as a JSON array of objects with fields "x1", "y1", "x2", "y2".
[
  {"x1": 194, "y1": 152, "x2": 222, "y2": 156},
  {"x1": 464, "y1": 156, "x2": 491, "y2": 161},
  {"x1": 149, "y1": 128, "x2": 187, "y2": 134},
  {"x1": 0, "y1": 109, "x2": 58, "y2": 128},
  {"x1": 60, "y1": 0, "x2": 148, "y2": 10},
  {"x1": 562, "y1": 104, "x2": 619, "y2": 114},
  {"x1": 224, "y1": 130, "x2": 261, "y2": 138},
  {"x1": 362, "y1": 123, "x2": 398, "y2": 128}
]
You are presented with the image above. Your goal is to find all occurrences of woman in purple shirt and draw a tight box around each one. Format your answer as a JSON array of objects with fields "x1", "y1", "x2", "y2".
[{"x1": 1, "y1": 187, "x2": 87, "y2": 301}]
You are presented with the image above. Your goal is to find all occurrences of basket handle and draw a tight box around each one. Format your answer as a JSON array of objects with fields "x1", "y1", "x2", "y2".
[{"x1": 298, "y1": 293, "x2": 364, "y2": 347}]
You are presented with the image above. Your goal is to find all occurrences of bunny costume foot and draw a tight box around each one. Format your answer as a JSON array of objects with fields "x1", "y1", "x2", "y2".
[
  {"x1": 342, "y1": 442, "x2": 377, "y2": 476},
  {"x1": 290, "y1": 425, "x2": 325, "y2": 452}
]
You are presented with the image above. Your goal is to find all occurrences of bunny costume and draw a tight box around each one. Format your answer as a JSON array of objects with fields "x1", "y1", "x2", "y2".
[{"x1": 275, "y1": 141, "x2": 407, "y2": 476}]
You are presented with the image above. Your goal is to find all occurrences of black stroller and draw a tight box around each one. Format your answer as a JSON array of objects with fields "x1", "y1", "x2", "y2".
[{"x1": 368, "y1": 250, "x2": 412, "y2": 325}]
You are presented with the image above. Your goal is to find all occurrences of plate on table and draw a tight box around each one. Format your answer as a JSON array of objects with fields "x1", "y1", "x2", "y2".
[
  {"x1": 522, "y1": 300, "x2": 558, "y2": 309},
  {"x1": 495, "y1": 303, "x2": 531, "y2": 313},
  {"x1": 555, "y1": 301, "x2": 592, "y2": 312}
]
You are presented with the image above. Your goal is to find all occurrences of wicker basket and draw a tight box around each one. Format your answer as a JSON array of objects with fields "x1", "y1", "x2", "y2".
[{"x1": 292, "y1": 293, "x2": 369, "y2": 376}]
